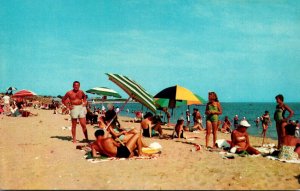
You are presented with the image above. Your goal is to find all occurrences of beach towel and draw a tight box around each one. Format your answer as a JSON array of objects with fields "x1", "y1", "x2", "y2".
[
  {"x1": 266, "y1": 155, "x2": 300, "y2": 164},
  {"x1": 84, "y1": 151, "x2": 160, "y2": 163},
  {"x1": 80, "y1": 142, "x2": 162, "y2": 163},
  {"x1": 215, "y1": 139, "x2": 231, "y2": 149},
  {"x1": 218, "y1": 151, "x2": 261, "y2": 159},
  {"x1": 255, "y1": 146, "x2": 277, "y2": 155}
]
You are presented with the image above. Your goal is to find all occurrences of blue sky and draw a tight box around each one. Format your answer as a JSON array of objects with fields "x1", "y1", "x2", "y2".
[{"x1": 1, "y1": 0, "x2": 299, "y2": 102}]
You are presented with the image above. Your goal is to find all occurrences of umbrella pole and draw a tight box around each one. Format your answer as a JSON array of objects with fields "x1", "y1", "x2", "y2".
[
  {"x1": 104, "y1": 96, "x2": 131, "y2": 131},
  {"x1": 103, "y1": 96, "x2": 132, "y2": 146}
]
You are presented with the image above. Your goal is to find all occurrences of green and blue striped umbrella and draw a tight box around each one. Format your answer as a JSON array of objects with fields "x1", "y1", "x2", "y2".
[
  {"x1": 86, "y1": 87, "x2": 122, "y2": 98},
  {"x1": 106, "y1": 73, "x2": 157, "y2": 113}
]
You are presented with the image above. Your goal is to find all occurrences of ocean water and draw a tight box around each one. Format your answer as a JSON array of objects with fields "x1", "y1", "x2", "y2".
[{"x1": 91, "y1": 102, "x2": 300, "y2": 140}]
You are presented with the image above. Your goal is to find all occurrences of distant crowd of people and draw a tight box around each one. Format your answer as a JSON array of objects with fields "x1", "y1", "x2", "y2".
[{"x1": 0, "y1": 92, "x2": 38, "y2": 117}]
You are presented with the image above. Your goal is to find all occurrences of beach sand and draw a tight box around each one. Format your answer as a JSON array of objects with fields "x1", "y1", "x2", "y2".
[{"x1": 0, "y1": 108, "x2": 299, "y2": 190}]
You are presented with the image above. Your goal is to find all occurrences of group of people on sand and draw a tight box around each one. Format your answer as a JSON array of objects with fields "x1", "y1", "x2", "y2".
[
  {"x1": 62, "y1": 81, "x2": 300, "y2": 160},
  {"x1": 61, "y1": 81, "x2": 155, "y2": 158},
  {"x1": 170, "y1": 92, "x2": 299, "y2": 159},
  {"x1": 0, "y1": 92, "x2": 38, "y2": 117}
]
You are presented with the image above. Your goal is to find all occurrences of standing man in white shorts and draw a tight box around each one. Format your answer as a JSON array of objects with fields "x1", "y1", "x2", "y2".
[{"x1": 62, "y1": 81, "x2": 89, "y2": 143}]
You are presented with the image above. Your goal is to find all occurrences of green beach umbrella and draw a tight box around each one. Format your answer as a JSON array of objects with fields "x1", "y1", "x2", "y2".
[
  {"x1": 106, "y1": 73, "x2": 157, "y2": 113},
  {"x1": 86, "y1": 87, "x2": 122, "y2": 98}
]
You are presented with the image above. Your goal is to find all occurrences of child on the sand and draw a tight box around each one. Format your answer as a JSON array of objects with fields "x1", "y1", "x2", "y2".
[
  {"x1": 172, "y1": 118, "x2": 185, "y2": 139},
  {"x1": 221, "y1": 116, "x2": 231, "y2": 134}
]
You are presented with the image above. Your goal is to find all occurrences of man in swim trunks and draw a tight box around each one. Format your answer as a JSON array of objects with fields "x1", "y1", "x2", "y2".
[
  {"x1": 92, "y1": 129, "x2": 143, "y2": 158},
  {"x1": 62, "y1": 81, "x2": 89, "y2": 143}
]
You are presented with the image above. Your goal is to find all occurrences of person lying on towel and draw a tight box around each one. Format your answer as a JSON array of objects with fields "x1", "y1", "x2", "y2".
[{"x1": 91, "y1": 129, "x2": 144, "y2": 158}]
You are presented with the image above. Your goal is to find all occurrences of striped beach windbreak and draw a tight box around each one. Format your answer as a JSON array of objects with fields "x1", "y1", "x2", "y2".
[{"x1": 106, "y1": 73, "x2": 157, "y2": 113}]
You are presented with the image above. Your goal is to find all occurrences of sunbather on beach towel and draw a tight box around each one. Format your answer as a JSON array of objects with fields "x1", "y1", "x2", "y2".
[
  {"x1": 91, "y1": 129, "x2": 144, "y2": 158},
  {"x1": 106, "y1": 123, "x2": 138, "y2": 144},
  {"x1": 230, "y1": 120, "x2": 260, "y2": 155},
  {"x1": 278, "y1": 123, "x2": 300, "y2": 160}
]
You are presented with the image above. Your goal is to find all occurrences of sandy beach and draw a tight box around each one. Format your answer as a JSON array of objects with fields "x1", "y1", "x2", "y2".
[{"x1": 0, "y1": 108, "x2": 299, "y2": 190}]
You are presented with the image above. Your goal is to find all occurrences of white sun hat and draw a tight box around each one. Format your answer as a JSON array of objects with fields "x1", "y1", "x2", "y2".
[{"x1": 239, "y1": 120, "x2": 251, "y2": 127}]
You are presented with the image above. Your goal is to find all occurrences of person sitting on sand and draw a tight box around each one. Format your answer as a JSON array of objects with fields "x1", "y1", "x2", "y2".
[
  {"x1": 97, "y1": 116, "x2": 106, "y2": 129},
  {"x1": 192, "y1": 108, "x2": 205, "y2": 131},
  {"x1": 91, "y1": 129, "x2": 144, "y2": 158},
  {"x1": 230, "y1": 119, "x2": 260, "y2": 155},
  {"x1": 134, "y1": 111, "x2": 143, "y2": 122},
  {"x1": 141, "y1": 112, "x2": 164, "y2": 138},
  {"x1": 18, "y1": 103, "x2": 38, "y2": 117},
  {"x1": 106, "y1": 122, "x2": 139, "y2": 144},
  {"x1": 86, "y1": 105, "x2": 98, "y2": 125},
  {"x1": 278, "y1": 123, "x2": 300, "y2": 160},
  {"x1": 8, "y1": 103, "x2": 21, "y2": 117},
  {"x1": 104, "y1": 103, "x2": 121, "y2": 129},
  {"x1": 172, "y1": 118, "x2": 185, "y2": 139},
  {"x1": 221, "y1": 116, "x2": 232, "y2": 134}
]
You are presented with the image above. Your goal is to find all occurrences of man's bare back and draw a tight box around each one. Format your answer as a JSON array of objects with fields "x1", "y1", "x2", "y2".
[
  {"x1": 140, "y1": 118, "x2": 151, "y2": 129},
  {"x1": 97, "y1": 137, "x2": 119, "y2": 157}
]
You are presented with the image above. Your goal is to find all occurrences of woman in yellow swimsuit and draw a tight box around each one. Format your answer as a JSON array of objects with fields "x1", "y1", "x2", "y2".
[{"x1": 205, "y1": 92, "x2": 222, "y2": 148}]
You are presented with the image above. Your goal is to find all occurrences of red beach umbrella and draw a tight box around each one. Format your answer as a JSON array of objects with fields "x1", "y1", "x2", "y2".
[{"x1": 12, "y1": 89, "x2": 37, "y2": 97}]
